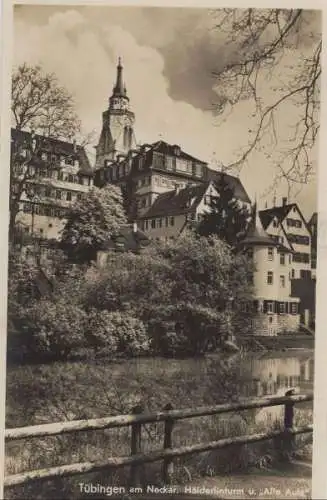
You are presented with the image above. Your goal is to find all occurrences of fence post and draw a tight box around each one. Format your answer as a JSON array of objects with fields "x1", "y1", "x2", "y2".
[
  {"x1": 163, "y1": 403, "x2": 174, "y2": 484},
  {"x1": 283, "y1": 390, "x2": 295, "y2": 460},
  {"x1": 130, "y1": 403, "x2": 144, "y2": 486}
]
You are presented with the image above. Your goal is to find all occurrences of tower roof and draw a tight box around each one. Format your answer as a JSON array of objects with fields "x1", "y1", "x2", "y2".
[
  {"x1": 240, "y1": 202, "x2": 279, "y2": 247},
  {"x1": 112, "y1": 57, "x2": 128, "y2": 98}
]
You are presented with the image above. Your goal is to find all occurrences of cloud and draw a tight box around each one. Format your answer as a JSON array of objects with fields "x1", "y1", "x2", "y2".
[{"x1": 13, "y1": 7, "x2": 318, "y2": 217}]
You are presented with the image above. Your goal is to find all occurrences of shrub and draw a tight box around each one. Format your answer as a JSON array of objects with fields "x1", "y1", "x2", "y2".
[
  {"x1": 101, "y1": 311, "x2": 150, "y2": 356},
  {"x1": 85, "y1": 309, "x2": 118, "y2": 356},
  {"x1": 19, "y1": 300, "x2": 88, "y2": 360}
]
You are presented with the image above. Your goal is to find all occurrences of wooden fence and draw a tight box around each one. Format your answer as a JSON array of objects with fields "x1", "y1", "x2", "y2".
[{"x1": 4, "y1": 392, "x2": 313, "y2": 489}]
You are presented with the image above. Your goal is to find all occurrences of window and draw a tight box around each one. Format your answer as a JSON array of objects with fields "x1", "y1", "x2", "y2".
[
  {"x1": 279, "y1": 302, "x2": 286, "y2": 314},
  {"x1": 267, "y1": 271, "x2": 273, "y2": 285},
  {"x1": 289, "y1": 254, "x2": 292, "y2": 264},
  {"x1": 56, "y1": 190, "x2": 62, "y2": 200},
  {"x1": 66, "y1": 192, "x2": 72, "y2": 201},
  {"x1": 165, "y1": 217, "x2": 169, "y2": 227},
  {"x1": 151, "y1": 219, "x2": 156, "y2": 229},
  {"x1": 48, "y1": 223, "x2": 53, "y2": 228},
  {"x1": 268, "y1": 247, "x2": 274, "y2": 261},
  {"x1": 273, "y1": 220, "x2": 278, "y2": 228},
  {"x1": 267, "y1": 302, "x2": 274, "y2": 313},
  {"x1": 291, "y1": 303, "x2": 298, "y2": 314},
  {"x1": 170, "y1": 217, "x2": 175, "y2": 227},
  {"x1": 280, "y1": 253, "x2": 285, "y2": 265},
  {"x1": 291, "y1": 269, "x2": 295, "y2": 279},
  {"x1": 77, "y1": 193, "x2": 82, "y2": 201},
  {"x1": 145, "y1": 220, "x2": 148, "y2": 230},
  {"x1": 23, "y1": 203, "x2": 31, "y2": 213},
  {"x1": 157, "y1": 219, "x2": 162, "y2": 229},
  {"x1": 280, "y1": 275, "x2": 285, "y2": 288}
]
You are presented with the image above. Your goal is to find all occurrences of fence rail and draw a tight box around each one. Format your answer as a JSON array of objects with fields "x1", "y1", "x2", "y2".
[{"x1": 4, "y1": 392, "x2": 313, "y2": 488}]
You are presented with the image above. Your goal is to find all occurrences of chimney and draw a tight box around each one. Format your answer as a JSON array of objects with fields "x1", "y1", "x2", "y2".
[{"x1": 282, "y1": 197, "x2": 287, "y2": 206}]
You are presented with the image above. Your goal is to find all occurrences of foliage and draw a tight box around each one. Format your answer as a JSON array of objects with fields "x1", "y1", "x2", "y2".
[
  {"x1": 12, "y1": 63, "x2": 81, "y2": 139},
  {"x1": 197, "y1": 174, "x2": 251, "y2": 245},
  {"x1": 16, "y1": 299, "x2": 88, "y2": 360},
  {"x1": 86, "y1": 232, "x2": 255, "y2": 355},
  {"x1": 211, "y1": 9, "x2": 321, "y2": 190},
  {"x1": 85, "y1": 309, "x2": 149, "y2": 356},
  {"x1": 61, "y1": 185, "x2": 128, "y2": 263}
]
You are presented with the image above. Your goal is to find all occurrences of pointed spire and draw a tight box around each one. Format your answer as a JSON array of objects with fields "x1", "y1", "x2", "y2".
[
  {"x1": 240, "y1": 199, "x2": 277, "y2": 247},
  {"x1": 113, "y1": 56, "x2": 127, "y2": 97}
]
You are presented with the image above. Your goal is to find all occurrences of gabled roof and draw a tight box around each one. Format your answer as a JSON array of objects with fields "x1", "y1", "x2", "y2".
[
  {"x1": 140, "y1": 182, "x2": 211, "y2": 219},
  {"x1": 259, "y1": 202, "x2": 311, "y2": 234},
  {"x1": 206, "y1": 169, "x2": 251, "y2": 204},
  {"x1": 11, "y1": 128, "x2": 93, "y2": 176},
  {"x1": 308, "y1": 212, "x2": 317, "y2": 226},
  {"x1": 99, "y1": 225, "x2": 150, "y2": 252}
]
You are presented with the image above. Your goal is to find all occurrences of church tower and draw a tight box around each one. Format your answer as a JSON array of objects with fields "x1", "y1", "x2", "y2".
[{"x1": 95, "y1": 58, "x2": 136, "y2": 168}]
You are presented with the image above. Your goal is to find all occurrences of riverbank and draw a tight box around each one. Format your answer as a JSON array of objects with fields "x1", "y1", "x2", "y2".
[
  {"x1": 5, "y1": 351, "x2": 313, "y2": 500},
  {"x1": 239, "y1": 335, "x2": 314, "y2": 352}
]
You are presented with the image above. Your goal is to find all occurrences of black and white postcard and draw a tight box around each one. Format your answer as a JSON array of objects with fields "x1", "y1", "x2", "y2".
[{"x1": 0, "y1": 1, "x2": 326, "y2": 499}]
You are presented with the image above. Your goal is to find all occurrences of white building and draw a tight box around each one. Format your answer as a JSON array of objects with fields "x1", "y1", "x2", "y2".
[
  {"x1": 137, "y1": 181, "x2": 220, "y2": 240},
  {"x1": 239, "y1": 205, "x2": 300, "y2": 336},
  {"x1": 259, "y1": 199, "x2": 312, "y2": 280}
]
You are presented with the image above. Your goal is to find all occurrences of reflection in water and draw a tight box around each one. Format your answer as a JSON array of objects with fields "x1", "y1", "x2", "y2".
[{"x1": 238, "y1": 351, "x2": 314, "y2": 423}]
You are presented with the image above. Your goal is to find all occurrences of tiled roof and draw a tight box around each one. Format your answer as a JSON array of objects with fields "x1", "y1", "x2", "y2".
[
  {"x1": 99, "y1": 225, "x2": 150, "y2": 252},
  {"x1": 206, "y1": 169, "x2": 251, "y2": 204},
  {"x1": 151, "y1": 140, "x2": 207, "y2": 165},
  {"x1": 11, "y1": 128, "x2": 93, "y2": 176},
  {"x1": 140, "y1": 182, "x2": 210, "y2": 219}
]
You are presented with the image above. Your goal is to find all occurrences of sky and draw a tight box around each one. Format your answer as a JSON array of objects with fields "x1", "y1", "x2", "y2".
[{"x1": 12, "y1": 5, "x2": 321, "y2": 218}]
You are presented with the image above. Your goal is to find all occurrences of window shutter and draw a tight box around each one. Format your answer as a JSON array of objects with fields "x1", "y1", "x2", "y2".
[{"x1": 263, "y1": 301, "x2": 268, "y2": 313}]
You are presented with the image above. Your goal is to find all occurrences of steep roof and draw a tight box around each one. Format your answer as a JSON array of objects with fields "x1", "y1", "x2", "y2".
[
  {"x1": 11, "y1": 128, "x2": 94, "y2": 176},
  {"x1": 259, "y1": 204, "x2": 296, "y2": 230},
  {"x1": 240, "y1": 204, "x2": 280, "y2": 248},
  {"x1": 206, "y1": 169, "x2": 251, "y2": 204},
  {"x1": 308, "y1": 212, "x2": 317, "y2": 226},
  {"x1": 140, "y1": 182, "x2": 210, "y2": 219}
]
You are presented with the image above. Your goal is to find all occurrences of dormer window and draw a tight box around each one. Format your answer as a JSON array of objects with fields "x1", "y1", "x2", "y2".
[
  {"x1": 173, "y1": 145, "x2": 181, "y2": 156},
  {"x1": 268, "y1": 247, "x2": 274, "y2": 261}
]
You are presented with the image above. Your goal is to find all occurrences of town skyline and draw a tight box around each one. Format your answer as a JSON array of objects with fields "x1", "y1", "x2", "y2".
[{"x1": 13, "y1": 5, "x2": 320, "y2": 218}]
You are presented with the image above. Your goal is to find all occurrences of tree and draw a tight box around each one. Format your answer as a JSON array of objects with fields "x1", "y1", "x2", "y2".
[
  {"x1": 197, "y1": 174, "x2": 250, "y2": 246},
  {"x1": 211, "y1": 9, "x2": 321, "y2": 192},
  {"x1": 12, "y1": 63, "x2": 81, "y2": 139},
  {"x1": 61, "y1": 185, "x2": 128, "y2": 263},
  {"x1": 10, "y1": 64, "x2": 86, "y2": 238},
  {"x1": 86, "y1": 233, "x2": 255, "y2": 355}
]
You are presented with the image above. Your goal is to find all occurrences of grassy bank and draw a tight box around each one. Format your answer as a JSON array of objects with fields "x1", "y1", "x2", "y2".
[{"x1": 5, "y1": 355, "x2": 313, "y2": 499}]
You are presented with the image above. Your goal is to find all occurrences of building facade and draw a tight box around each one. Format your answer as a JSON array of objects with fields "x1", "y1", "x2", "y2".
[
  {"x1": 239, "y1": 206, "x2": 300, "y2": 336},
  {"x1": 11, "y1": 128, "x2": 94, "y2": 240},
  {"x1": 259, "y1": 199, "x2": 312, "y2": 280},
  {"x1": 94, "y1": 60, "x2": 251, "y2": 235}
]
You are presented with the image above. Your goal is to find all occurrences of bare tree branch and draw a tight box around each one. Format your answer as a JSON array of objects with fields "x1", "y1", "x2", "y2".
[{"x1": 211, "y1": 9, "x2": 321, "y2": 192}]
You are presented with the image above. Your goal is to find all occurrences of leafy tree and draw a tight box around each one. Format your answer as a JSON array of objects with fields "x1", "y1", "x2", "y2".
[
  {"x1": 197, "y1": 174, "x2": 250, "y2": 246},
  {"x1": 61, "y1": 185, "x2": 128, "y2": 263},
  {"x1": 86, "y1": 233, "x2": 254, "y2": 355}
]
